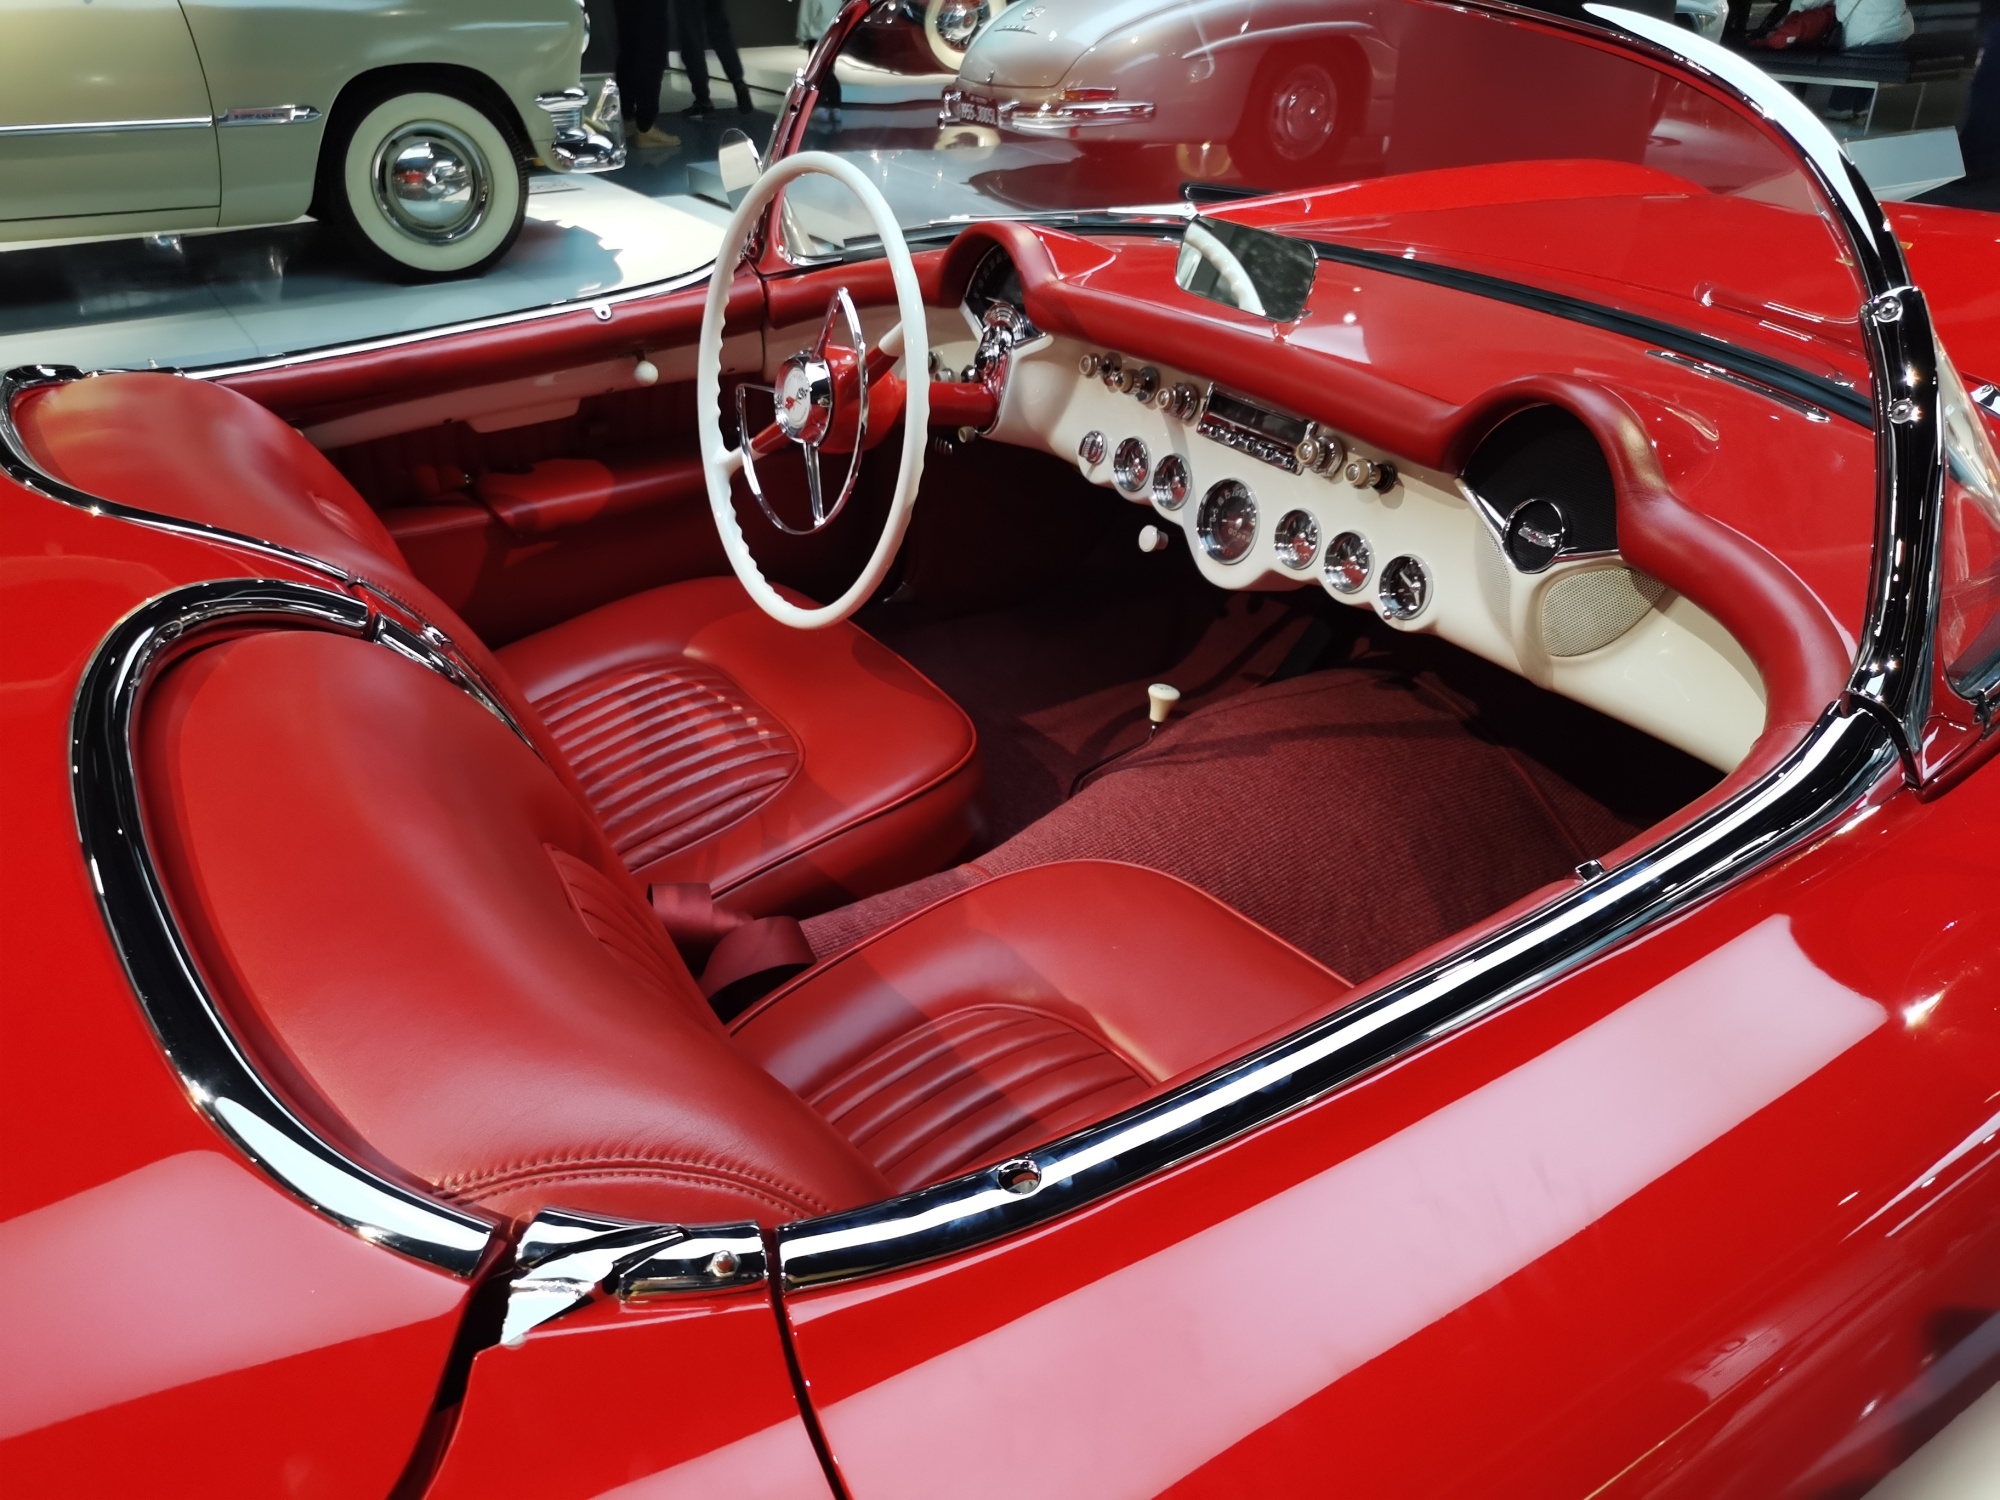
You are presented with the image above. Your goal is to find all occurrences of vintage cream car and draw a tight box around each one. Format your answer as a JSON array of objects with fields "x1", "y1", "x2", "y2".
[{"x1": 0, "y1": 0, "x2": 623, "y2": 278}]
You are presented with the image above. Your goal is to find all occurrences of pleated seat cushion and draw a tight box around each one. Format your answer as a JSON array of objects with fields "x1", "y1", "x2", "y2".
[
  {"x1": 499, "y1": 576, "x2": 987, "y2": 919},
  {"x1": 731, "y1": 861, "x2": 1354, "y2": 1190}
]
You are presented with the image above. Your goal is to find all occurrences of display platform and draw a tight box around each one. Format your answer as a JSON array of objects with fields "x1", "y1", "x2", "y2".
[
  {"x1": 0, "y1": 173, "x2": 732, "y2": 376},
  {"x1": 669, "y1": 45, "x2": 955, "y2": 105}
]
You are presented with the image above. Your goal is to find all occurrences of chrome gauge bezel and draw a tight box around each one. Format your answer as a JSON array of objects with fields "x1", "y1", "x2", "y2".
[
  {"x1": 1152, "y1": 452, "x2": 1192, "y2": 511},
  {"x1": 1324, "y1": 530, "x2": 1372, "y2": 595},
  {"x1": 1196, "y1": 479, "x2": 1259, "y2": 564},
  {"x1": 1378, "y1": 553, "x2": 1432, "y2": 622},
  {"x1": 1273, "y1": 509, "x2": 1321, "y2": 570},
  {"x1": 1113, "y1": 437, "x2": 1151, "y2": 494}
]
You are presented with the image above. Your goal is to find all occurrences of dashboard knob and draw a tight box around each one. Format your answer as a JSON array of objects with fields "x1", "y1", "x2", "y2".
[
  {"x1": 1100, "y1": 354, "x2": 1126, "y2": 390},
  {"x1": 1295, "y1": 435, "x2": 1324, "y2": 471},
  {"x1": 1344, "y1": 457, "x2": 1396, "y2": 492},
  {"x1": 1078, "y1": 351, "x2": 1102, "y2": 377},
  {"x1": 1170, "y1": 383, "x2": 1202, "y2": 421},
  {"x1": 1107, "y1": 366, "x2": 1136, "y2": 395},
  {"x1": 1130, "y1": 366, "x2": 1159, "y2": 400},
  {"x1": 1137, "y1": 524, "x2": 1170, "y2": 553}
]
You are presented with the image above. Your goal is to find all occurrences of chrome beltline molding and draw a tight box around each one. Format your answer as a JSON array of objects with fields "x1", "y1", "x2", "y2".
[
  {"x1": 0, "y1": 116, "x2": 213, "y2": 137},
  {"x1": 70, "y1": 579, "x2": 501, "y2": 1276},
  {"x1": 775, "y1": 2, "x2": 1944, "y2": 1288},
  {"x1": 780, "y1": 708, "x2": 1899, "y2": 1285}
]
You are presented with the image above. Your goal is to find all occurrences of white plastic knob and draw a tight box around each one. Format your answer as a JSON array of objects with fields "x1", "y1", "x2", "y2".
[
  {"x1": 1147, "y1": 682, "x2": 1181, "y2": 725},
  {"x1": 1138, "y1": 525, "x2": 1169, "y2": 553},
  {"x1": 634, "y1": 357, "x2": 660, "y2": 386}
]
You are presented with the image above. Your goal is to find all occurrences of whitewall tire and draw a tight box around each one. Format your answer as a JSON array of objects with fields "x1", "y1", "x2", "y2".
[{"x1": 326, "y1": 89, "x2": 526, "y2": 280}]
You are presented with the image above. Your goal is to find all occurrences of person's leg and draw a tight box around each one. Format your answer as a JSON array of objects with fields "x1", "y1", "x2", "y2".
[
  {"x1": 613, "y1": 0, "x2": 656, "y2": 131},
  {"x1": 678, "y1": 0, "x2": 715, "y2": 111},
  {"x1": 704, "y1": 0, "x2": 754, "y2": 109}
]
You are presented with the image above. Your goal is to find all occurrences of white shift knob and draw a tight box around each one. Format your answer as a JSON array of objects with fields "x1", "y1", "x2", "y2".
[
  {"x1": 1137, "y1": 524, "x2": 1170, "y2": 553},
  {"x1": 1147, "y1": 682, "x2": 1181, "y2": 725},
  {"x1": 634, "y1": 357, "x2": 660, "y2": 386}
]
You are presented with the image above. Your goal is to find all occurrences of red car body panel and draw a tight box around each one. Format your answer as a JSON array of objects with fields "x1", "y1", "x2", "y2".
[
  {"x1": 3, "y1": 8, "x2": 1997, "y2": 1486},
  {"x1": 0, "y1": 492, "x2": 470, "y2": 1496},
  {"x1": 427, "y1": 1294, "x2": 831, "y2": 1499},
  {"x1": 784, "y1": 770, "x2": 2000, "y2": 1497}
]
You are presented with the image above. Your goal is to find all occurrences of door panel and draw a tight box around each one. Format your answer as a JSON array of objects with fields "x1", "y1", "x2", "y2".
[{"x1": 0, "y1": 0, "x2": 219, "y2": 226}]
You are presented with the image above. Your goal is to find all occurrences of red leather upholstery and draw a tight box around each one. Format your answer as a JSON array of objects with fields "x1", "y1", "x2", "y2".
[
  {"x1": 733, "y1": 862, "x2": 1352, "y2": 1190},
  {"x1": 16, "y1": 372, "x2": 983, "y2": 917},
  {"x1": 499, "y1": 578, "x2": 984, "y2": 914},
  {"x1": 141, "y1": 629, "x2": 893, "y2": 1229},
  {"x1": 140, "y1": 633, "x2": 1348, "y2": 1226}
]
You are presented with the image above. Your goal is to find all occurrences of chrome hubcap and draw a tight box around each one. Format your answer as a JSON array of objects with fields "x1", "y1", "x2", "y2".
[
  {"x1": 936, "y1": 0, "x2": 987, "y2": 49},
  {"x1": 1267, "y1": 63, "x2": 1337, "y2": 161},
  {"x1": 374, "y1": 123, "x2": 491, "y2": 244}
]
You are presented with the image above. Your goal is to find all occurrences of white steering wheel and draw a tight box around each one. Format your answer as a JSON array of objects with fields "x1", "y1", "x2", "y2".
[{"x1": 696, "y1": 151, "x2": 931, "y2": 630}]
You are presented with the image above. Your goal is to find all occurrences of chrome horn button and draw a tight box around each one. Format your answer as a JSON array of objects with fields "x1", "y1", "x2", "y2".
[{"x1": 776, "y1": 353, "x2": 835, "y2": 446}]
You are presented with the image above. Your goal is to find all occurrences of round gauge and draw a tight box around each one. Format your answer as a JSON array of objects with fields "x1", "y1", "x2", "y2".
[
  {"x1": 1273, "y1": 509, "x2": 1320, "y2": 570},
  {"x1": 1503, "y1": 497, "x2": 1567, "y2": 573},
  {"x1": 1153, "y1": 453, "x2": 1192, "y2": 511},
  {"x1": 1078, "y1": 430, "x2": 1107, "y2": 466},
  {"x1": 1324, "y1": 530, "x2": 1372, "y2": 594},
  {"x1": 1378, "y1": 554, "x2": 1431, "y2": 621},
  {"x1": 1113, "y1": 437, "x2": 1151, "y2": 494},
  {"x1": 1196, "y1": 480, "x2": 1258, "y2": 563}
]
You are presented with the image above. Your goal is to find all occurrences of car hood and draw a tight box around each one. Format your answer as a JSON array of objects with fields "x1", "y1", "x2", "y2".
[{"x1": 961, "y1": 0, "x2": 1197, "y2": 89}]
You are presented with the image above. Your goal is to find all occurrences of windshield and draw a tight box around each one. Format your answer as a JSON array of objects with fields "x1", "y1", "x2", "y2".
[{"x1": 779, "y1": 0, "x2": 1873, "y2": 387}]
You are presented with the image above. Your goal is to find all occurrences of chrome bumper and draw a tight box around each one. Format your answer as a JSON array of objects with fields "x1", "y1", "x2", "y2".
[{"x1": 535, "y1": 82, "x2": 626, "y2": 173}]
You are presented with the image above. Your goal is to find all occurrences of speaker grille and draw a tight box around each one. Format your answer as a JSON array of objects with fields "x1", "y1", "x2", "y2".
[{"x1": 1540, "y1": 567, "x2": 1668, "y2": 657}]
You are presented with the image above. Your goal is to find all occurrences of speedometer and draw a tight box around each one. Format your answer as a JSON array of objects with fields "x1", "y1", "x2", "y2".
[{"x1": 1196, "y1": 480, "x2": 1258, "y2": 563}]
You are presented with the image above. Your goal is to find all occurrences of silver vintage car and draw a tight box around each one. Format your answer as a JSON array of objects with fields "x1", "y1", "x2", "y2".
[{"x1": 0, "y1": 0, "x2": 623, "y2": 278}]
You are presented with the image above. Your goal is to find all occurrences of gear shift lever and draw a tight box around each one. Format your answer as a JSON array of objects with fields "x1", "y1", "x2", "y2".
[{"x1": 1070, "y1": 682, "x2": 1181, "y2": 797}]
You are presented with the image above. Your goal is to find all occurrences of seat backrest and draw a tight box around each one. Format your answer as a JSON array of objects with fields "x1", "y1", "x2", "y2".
[
  {"x1": 139, "y1": 624, "x2": 891, "y2": 1228},
  {"x1": 12, "y1": 372, "x2": 587, "y2": 794}
]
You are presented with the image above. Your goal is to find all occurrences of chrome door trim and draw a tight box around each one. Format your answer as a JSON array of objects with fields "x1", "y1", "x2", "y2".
[
  {"x1": 71, "y1": 579, "x2": 502, "y2": 1276},
  {"x1": 0, "y1": 116, "x2": 213, "y2": 137},
  {"x1": 775, "y1": 1, "x2": 1941, "y2": 1289},
  {"x1": 779, "y1": 707, "x2": 1898, "y2": 1285}
]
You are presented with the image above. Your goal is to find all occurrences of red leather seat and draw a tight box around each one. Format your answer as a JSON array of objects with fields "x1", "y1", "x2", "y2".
[
  {"x1": 142, "y1": 628, "x2": 1352, "y2": 1228},
  {"x1": 498, "y1": 578, "x2": 982, "y2": 912},
  {"x1": 732, "y1": 861, "x2": 1353, "y2": 1191},
  {"x1": 14, "y1": 371, "x2": 982, "y2": 915}
]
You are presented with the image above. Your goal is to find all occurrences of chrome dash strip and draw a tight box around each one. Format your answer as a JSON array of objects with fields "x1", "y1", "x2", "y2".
[{"x1": 1647, "y1": 347, "x2": 1832, "y2": 423}]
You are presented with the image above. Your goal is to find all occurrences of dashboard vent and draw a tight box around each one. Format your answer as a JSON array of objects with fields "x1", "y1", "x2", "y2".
[{"x1": 1541, "y1": 567, "x2": 1668, "y2": 657}]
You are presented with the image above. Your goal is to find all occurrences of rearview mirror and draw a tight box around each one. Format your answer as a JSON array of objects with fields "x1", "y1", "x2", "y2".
[
  {"x1": 1174, "y1": 217, "x2": 1317, "y2": 324},
  {"x1": 692, "y1": 129, "x2": 764, "y2": 209}
]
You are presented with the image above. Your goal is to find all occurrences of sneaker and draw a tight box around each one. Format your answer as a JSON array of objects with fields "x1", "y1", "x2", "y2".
[
  {"x1": 679, "y1": 99, "x2": 716, "y2": 117},
  {"x1": 632, "y1": 125, "x2": 680, "y2": 149}
]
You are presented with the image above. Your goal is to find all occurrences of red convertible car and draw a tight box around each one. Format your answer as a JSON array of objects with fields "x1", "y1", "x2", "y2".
[{"x1": 7, "y1": 0, "x2": 2000, "y2": 1494}]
